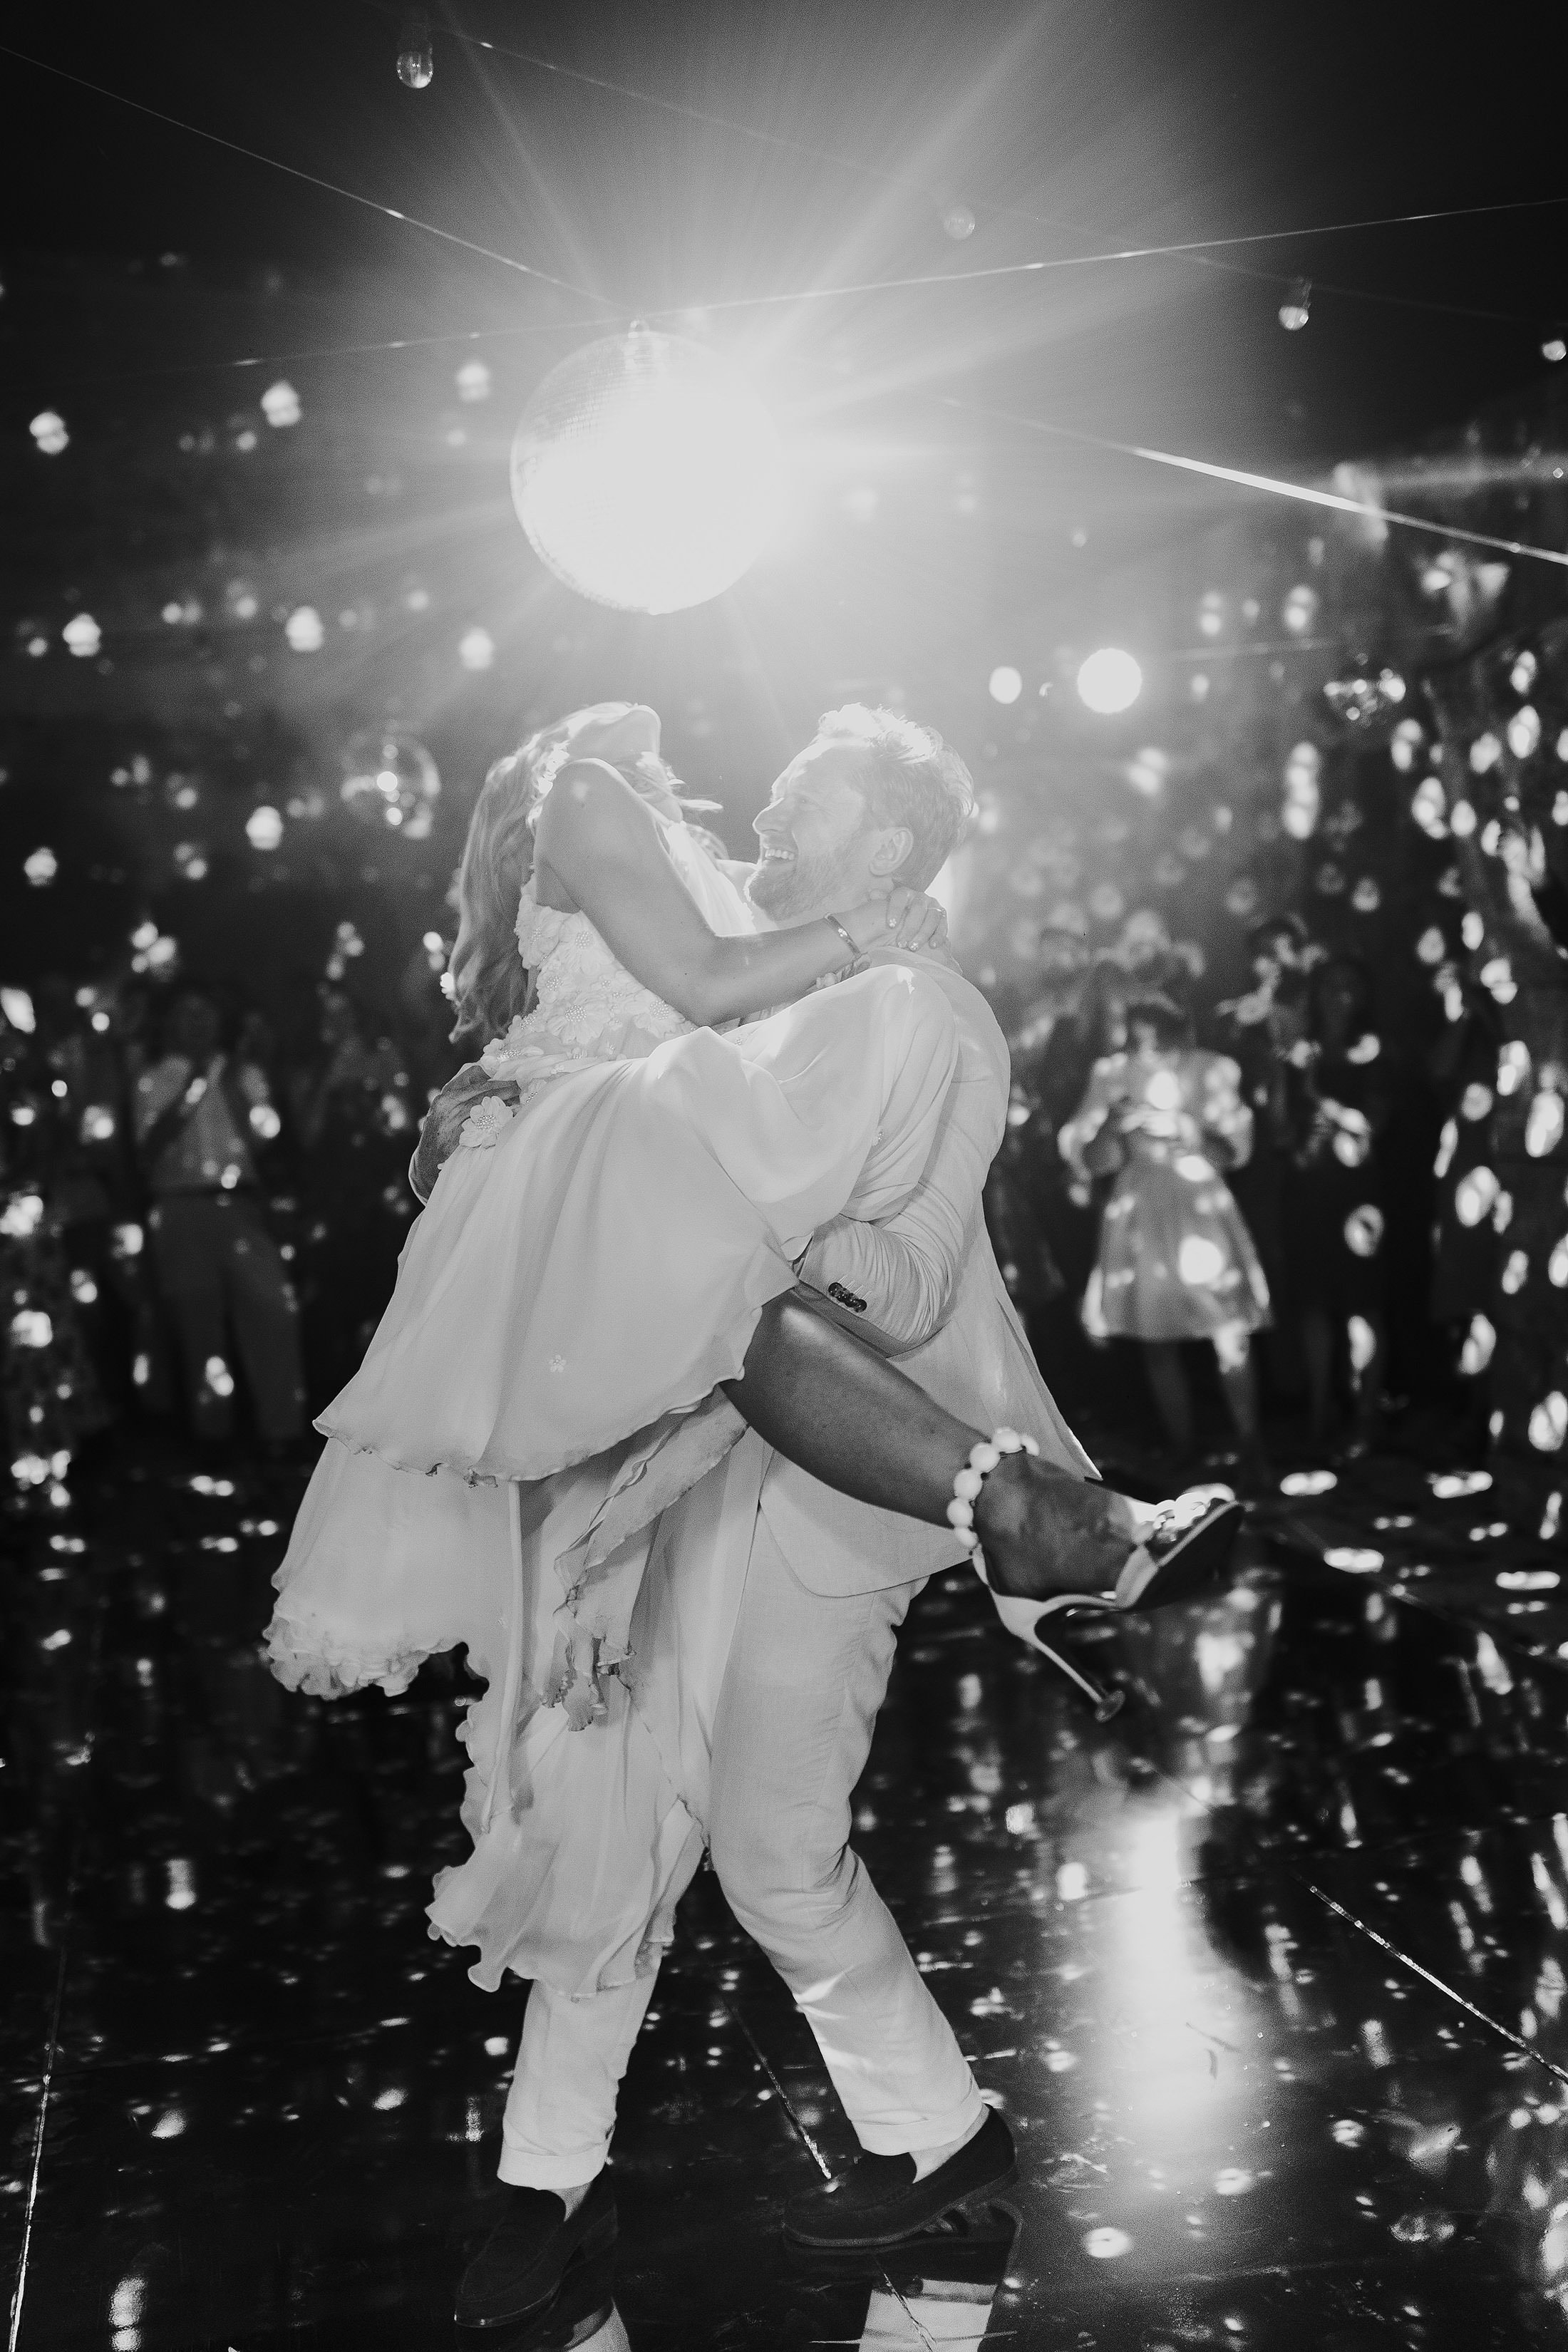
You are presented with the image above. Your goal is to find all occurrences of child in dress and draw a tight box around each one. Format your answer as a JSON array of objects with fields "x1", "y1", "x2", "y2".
[{"x1": 1060, "y1": 993, "x2": 1270, "y2": 1477}]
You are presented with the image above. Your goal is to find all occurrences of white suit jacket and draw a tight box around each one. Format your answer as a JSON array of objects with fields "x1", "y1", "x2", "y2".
[{"x1": 679, "y1": 947, "x2": 1099, "y2": 1601}]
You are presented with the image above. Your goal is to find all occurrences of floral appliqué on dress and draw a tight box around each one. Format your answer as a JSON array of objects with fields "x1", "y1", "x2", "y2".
[
  {"x1": 457, "y1": 1095, "x2": 515, "y2": 1150},
  {"x1": 507, "y1": 892, "x2": 693, "y2": 1060}
]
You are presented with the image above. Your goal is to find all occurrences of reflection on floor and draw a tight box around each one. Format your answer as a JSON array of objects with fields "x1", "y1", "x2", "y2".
[{"x1": 5, "y1": 1436, "x2": 1568, "y2": 2347}]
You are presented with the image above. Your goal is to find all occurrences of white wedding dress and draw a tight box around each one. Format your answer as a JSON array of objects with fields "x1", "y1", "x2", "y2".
[{"x1": 264, "y1": 815, "x2": 971, "y2": 1990}]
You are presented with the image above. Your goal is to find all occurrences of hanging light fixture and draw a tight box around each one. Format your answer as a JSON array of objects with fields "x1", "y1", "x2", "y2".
[
  {"x1": 1542, "y1": 331, "x2": 1567, "y2": 365},
  {"x1": 1278, "y1": 278, "x2": 1312, "y2": 333},
  {"x1": 396, "y1": 11, "x2": 434, "y2": 88}
]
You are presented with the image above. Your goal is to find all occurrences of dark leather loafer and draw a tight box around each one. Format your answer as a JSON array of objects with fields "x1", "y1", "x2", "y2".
[
  {"x1": 782, "y1": 2108, "x2": 1017, "y2": 2249},
  {"x1": 454, "y1": 2173, "x2": 617, "y2": 2329}
]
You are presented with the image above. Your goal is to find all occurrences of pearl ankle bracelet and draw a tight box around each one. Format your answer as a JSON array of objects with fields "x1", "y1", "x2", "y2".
[{"x1": 946, "y1": 1426, "x2": 1041, "y2": 1560}]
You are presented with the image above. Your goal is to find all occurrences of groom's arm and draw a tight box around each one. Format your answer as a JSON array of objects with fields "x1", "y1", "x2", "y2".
[{"x1": 795, "y1": 972, "x2": 1006, "y2": 1355}]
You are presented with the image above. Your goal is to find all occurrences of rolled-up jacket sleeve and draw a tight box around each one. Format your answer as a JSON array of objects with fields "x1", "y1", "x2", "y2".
[{"x1": 797, "y1": 1061, "x2": 1004, "y2": 1353}]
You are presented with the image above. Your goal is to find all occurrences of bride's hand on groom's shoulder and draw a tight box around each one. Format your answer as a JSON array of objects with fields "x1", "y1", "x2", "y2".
[{"x1": 841, "y1": 884, "x2": 950, "y2": 959}]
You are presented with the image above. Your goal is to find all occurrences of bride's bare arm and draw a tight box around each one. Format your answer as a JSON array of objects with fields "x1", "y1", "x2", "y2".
[{"x1": 534, "y1": 760, "x2": 939, "y2": 1026}]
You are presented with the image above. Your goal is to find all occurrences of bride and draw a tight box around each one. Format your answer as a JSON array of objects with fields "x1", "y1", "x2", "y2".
[{"x1": 266, "y1": 700, "x2": 1237, "y2": 1974}]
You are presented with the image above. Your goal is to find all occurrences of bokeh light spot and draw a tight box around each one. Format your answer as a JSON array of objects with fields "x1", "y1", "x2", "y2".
[
  {"x1": 262, "y1": 381, "x2": 301, "y2": 428},
  {"x1": 1076, "y1": 648, "x2": 1142, "y2": 713}
]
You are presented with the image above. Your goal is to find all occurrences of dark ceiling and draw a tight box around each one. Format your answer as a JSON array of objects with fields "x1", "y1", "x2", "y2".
[
  {"x1": 1, "y1": 1, "x2": 1565, "y2": 984},
  {"x1": 4, "y1": 0, "x2": 1567, "y2": 481}
]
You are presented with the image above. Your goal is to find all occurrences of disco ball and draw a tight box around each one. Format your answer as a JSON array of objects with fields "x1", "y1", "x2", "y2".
[
  {"x1": 340, "y1": 728, "x2": 440, "y2": 837},
  {"x1": 510, "y1": 327, "x2": 788, "y2": 614}
]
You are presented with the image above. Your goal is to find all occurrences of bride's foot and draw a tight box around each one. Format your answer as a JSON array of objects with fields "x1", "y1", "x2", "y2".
[
  {"x1": 972, "y1": 1455, "x2": 1139, "y2": 1602},
  {"x1": 966, "y1": 1449, "x2": 1245, "y2": 1718},
  {"x1": 974, "y1": 1458, "x2": 1241, "y2": 1608}
]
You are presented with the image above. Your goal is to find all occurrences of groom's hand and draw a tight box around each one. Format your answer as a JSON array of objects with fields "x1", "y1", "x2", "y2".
[{"x1": 410, "y1": 1062, "x2": 518, "y2": 1202}]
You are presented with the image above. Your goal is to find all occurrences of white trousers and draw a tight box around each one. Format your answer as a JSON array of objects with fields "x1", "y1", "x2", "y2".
[{"x1": 500, "y1": 1516, "x2": 981, "y2": 2187}]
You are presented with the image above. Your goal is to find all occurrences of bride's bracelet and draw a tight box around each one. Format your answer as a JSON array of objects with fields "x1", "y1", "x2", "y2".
[
  {"x1": 946, "y1": 1426, "x2": 1040, "y2": 1557},
  {"x1": 825, "y1": 913, "x2": 862, "y2": 964}
]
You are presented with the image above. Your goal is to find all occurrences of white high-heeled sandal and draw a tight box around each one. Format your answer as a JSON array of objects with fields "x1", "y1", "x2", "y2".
[{"x1": 948, "y1": 1438, "x2": 1245, "y2": 1721}]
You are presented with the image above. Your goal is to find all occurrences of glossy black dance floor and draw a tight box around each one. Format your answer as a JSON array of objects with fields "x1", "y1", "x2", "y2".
[{"x1": 6, "y1": 1438, "x2": 1568, "y2": 2349}]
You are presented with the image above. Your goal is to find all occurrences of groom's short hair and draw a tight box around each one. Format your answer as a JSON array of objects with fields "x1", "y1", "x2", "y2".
[{"x1": 816, "y1": 704, "x2": 976, "y2": 889}]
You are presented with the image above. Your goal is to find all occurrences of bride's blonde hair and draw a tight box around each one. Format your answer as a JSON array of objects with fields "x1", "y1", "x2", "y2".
[{"x1": 446, "y1": 703, "x2": 706, "y2": 1048}]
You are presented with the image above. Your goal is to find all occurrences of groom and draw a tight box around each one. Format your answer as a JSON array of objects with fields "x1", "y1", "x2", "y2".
[{"x1": 427, "y1": 706, "x2": 1113, "y2": 2328}]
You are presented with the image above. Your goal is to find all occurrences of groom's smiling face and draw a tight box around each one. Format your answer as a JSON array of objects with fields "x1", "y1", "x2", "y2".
[{"x1": 748, "y1": 739, "x2": 898, "y2": 922}]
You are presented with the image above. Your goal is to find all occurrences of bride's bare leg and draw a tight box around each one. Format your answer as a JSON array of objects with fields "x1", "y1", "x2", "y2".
[{"x1": 722, "y1": 1295, "x2": 1143, "y2": 1599}]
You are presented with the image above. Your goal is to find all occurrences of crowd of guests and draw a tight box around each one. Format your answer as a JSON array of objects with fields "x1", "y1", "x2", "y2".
[
  {"x1": 986, "y1": 912, "x2": 1489, "y2": 1485},
  {"x1": 0, "y1": 964, "x2": 451, "y2": 1496},
  {"x1": 0, "y1": 900, "x2": 1497, "y2": 1505}
]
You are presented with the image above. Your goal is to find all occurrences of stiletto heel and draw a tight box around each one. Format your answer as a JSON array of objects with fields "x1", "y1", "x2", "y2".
[
  {"x1": 1034, "y1": 1635, "x2": 1125, "y2": 1723},
  {"x1": 974, "y1": 1570, "x2": 1126, "y2": 1720}
]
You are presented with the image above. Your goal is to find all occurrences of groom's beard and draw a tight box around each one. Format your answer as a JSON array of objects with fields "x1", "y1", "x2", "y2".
[{"x1": 747, "y1": 846, "x2": 852, "y2": 925}]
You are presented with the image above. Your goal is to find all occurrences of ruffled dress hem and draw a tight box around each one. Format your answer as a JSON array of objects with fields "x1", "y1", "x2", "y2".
[{"x1": 264, "y1": 1621, "x2": 433, "y2": 1700}]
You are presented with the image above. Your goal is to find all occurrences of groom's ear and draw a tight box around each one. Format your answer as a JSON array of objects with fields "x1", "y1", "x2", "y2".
[{"x1": 866, "y1": 825, "x2": 914, "y2": 879}]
